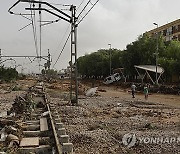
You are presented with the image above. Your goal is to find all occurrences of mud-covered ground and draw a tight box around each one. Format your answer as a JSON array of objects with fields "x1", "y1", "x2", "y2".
[
  {"x1": 48, "y1": 83, "x2": 180, "y2": 154},
  {"x1": 0, "y1": 79, "x2": 36, "y2": 114},
  {"x1": 0, "y1": 79, "x2": 179, "y2": 154}
]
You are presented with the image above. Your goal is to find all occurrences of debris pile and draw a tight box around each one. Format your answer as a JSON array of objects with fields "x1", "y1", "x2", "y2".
[
  {"x1": 9, "y1": 94, "x2": 35, "y2": 115},
  {"x1": 50, "y1": 93, "x2": 180, "y2": 154},
  {"x1": 0, "y1": 119, "x2": 22, "y2": 153},
  {"x1": 116, "y1": 82, "x2": 180, "y2": 95},
  {"x1": 0, "y1": 83, "x2": 46, "y2": 153},
  {"x1": 85, "y1": 87, "x2": 98, "y2": 97},
  {"x1": 48, "y1": 82, "x2": 70, "y2": 91},
  {"x1": 158, "y1": 85, "x2": 180, "y2": 94},
  {"x1": 47, "y1": 81, "x2": 90, "y2": 95}
]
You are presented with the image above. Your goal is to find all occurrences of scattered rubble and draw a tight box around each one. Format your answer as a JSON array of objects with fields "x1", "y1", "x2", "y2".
[
  {"x1": 0, "y1": 79, "x2": 179, "y2": 153},
  {"x1": 0, "y1": 81, "x2": 42, "y2": 153},
  {"x1": 49, "y1": 90, "x2": 180, "y2": 154},
  {"x1": 85, "y1": 87, "x2": 98, "y2": 97},
  {"x1": 115, "y1": 82, "x2": 180, "y2": 95}
]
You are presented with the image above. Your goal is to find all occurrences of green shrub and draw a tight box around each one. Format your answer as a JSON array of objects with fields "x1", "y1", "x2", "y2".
[{"x1": 0, "y1": 66, "x2": 18, "y2": 82}]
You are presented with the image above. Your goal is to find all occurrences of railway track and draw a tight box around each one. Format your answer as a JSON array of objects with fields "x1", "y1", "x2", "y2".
[{"x1": 0, "y1": 82, "x2": 73, "y2": 154}]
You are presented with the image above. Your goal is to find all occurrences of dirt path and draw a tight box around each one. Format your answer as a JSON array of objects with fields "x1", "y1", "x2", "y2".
[{"x1": 99, "y1": 86, "x2": 180, "y2": 108}]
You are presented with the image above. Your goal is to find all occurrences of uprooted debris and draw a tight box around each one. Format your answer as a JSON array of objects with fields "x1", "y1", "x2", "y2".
[
  {"x1": 50, "y1": 91, "x2": 180, "y2": 154},
  {"x1": 157, "y1": 85, "x2": 180, "y2": 94},
  {"x1": 0, "y1": 119, "x2": 22, "y2": 153},
  {"x1": 0, "y1": 119, "x2": 17, "y2": 128},
  {"x1": 85, "y1": 87, "x2": 98, "y2": 97},
  {"x1": 0, "y1": 81, "x2": 45, "y2": 153},
  {"x1": 6, "y1": 134, "x2": 19, "y2": 148},
  {"x1": 115, "y1": 82, "x2": 180, "y2": 95},
  {"x1": 48, "y1": 83, "x2": 70, "y2": 91},
  {"x1": 0, "y1": 83, "x2": 46, "y2": 153},
  {"x1": 9, "y1": 95, "x2": 35, "y2": 115},
  {"x1": 8, "y1": 86, "x2": 45, "y2": 115},
  {"x1": 47, "y1": 81, "x2": 89, "y2": 96},
  {"x1": 97, "y1": 89, "x2": 107, "y2": 92}
]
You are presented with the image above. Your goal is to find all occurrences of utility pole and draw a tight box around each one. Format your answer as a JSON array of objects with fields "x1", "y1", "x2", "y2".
[
  {"x1": 70, "y1": 5, "x2": 78, "y2": 105},
  {"x1": 9, "y1": 1, "x2": 79, "y2": 105},
  {"x1": 153, "y1": 23, "x2": 159, "y2": 85},
  {"x1": 39, "y1": 2, "x2": 42, "y2": 59},
  {"x1": 47, "y1": 49, "x2": 51, "y2": 70},
  {"x1": 0, "y1": 49, "x2": 2, "y2": 66},
  {"x1": 108, "y1": 44, "x2": 112, "y2": 75}
]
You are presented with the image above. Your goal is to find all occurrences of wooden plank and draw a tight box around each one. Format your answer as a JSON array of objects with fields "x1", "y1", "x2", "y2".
[
  {"x1": 23, "y1": 131, "x2": 41, "y2": 137},
  {"x1": 19, "y1": 145, "x2": 51, "y2": 154},
  {"x1": 40, "y1": 118, "x2": 48, "y2": 131},
  {"x1": 20, "y1": 137, "x2": 39, "y2": 147}
]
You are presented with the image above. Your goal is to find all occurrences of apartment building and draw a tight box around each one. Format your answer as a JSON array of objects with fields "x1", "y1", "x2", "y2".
[{"x1": 146, "y1": 19, "x2": 180, "y2": 41}]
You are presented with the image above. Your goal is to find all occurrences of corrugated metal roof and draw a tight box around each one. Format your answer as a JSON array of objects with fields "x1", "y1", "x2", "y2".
[{"x1": 134, "y1": 65, "x2": 164, "y2": 73}]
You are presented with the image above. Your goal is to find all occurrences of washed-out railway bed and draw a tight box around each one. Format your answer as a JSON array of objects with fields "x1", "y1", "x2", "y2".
[
  {"x1": 47, "y1": 93, "x2": 180, "y2": 154},
  {"x1": 0, "y1": 79, "x2": 180, "y2": 154},
  {"x1": 0, "y1": 82, "x2": 73, "y2": 154}
]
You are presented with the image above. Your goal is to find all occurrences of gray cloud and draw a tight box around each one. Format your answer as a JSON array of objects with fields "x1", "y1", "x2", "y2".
[{"x1": 1, "y1": 0, "x2": 180, "y2": 73}]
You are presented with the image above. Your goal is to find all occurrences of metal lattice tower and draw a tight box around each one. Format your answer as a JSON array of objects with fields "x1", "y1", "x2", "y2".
[
  {"x1": 8, "y1": 1, "x2": 79, "y2": 105},
  {"x1": 70, "y1": 5, "x2": 78, "y2": 105}
]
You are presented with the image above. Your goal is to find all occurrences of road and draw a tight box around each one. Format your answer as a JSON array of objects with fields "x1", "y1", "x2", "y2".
[{"x1": 99, "y1": 86, "x2": 180, "y2": 108}]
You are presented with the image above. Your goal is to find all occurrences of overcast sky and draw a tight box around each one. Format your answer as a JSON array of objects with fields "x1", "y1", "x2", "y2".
[{"x1": 1, "y1": 0, "x2": 180, "y2": 73}]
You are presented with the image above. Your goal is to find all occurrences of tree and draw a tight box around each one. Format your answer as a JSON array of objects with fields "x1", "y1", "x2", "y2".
[
  {"x1": 0, "y1": 66, "x2": 18, "y2": 82},
  {"x1": 121, "y1": 34, "x2": 165, "y2": 80},
  {"x1": 77, "y1": 34, "x2": 179, "y2": 83},
  {"x1": 77, "y1": 49, "x2": 122, "y2": 78},
  {"x1": 159, "y1": 40, "x2": 180, "y2": 82},
  {"x1": 41, "y1": 69, "x2": 58, "y2": 79}
]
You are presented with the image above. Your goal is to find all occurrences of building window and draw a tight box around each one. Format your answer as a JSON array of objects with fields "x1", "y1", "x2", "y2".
[
  {"x1": 173, "y1": 25, "x2": 179, "y2": 33},
  {"x1": 178, "y1": 25, "x2": 180, "y2": 32},
  {"x1": 166, "y1": 27, "x2": 173, "y2": 35},
  {"x1": 175, "y1": 25, "x2": 178, "y2": 30},
  {"x1": 163, "y1": 29, "x2": 167, "y2": 36},
  {"x1": 165, "y1": 36, "x2": 173, "y2": 41}
]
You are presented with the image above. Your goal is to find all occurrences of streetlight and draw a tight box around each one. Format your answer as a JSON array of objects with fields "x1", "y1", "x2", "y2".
[
  {"x1": 108, "y1": 43, "x2": 112, "y2": 75},
  {"x1": 153, "y1": 23, "x2": 158, "y2": 85},
  {"x1": 0, "y1": 49, "x2": 2, "y2": 65}
]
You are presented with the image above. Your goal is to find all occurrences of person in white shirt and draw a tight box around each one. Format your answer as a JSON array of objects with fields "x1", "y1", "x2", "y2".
[{"x1": 131, "y1": 83, "x2": 136, "y2": 98}]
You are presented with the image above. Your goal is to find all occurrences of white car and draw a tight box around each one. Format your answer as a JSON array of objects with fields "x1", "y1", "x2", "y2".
[{"x1": 103, "y1": 73, "x2": 121, "y2": 84}]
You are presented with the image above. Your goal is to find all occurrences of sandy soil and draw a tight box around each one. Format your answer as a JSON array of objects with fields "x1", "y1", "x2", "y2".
[
  {"x1": 99, "y1": 86, "x2": 180, "y2": 108},
  {"x1": 48, "y1": 82, "x2": 180, "y2": 154},
  {"x1": 0, "y1": 79, "x2": 180, "y2": 154}
]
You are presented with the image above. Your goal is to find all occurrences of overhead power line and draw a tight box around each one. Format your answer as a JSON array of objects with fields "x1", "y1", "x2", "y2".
[
  {"x1": 39, "y1": 0, "x2": 42, "y2": 59},
  {"x1": 49, "y1": 3, "x2": 70, "y2": 6},
  {"x1": 18, "y1": 23, "x2": 32, "y2": 31},
  {"x1": 30, "y1": 3, "x2": 39, "y2": 58},
  {"x1": 29, "y1": 3, "x2": 41, "y2": 71},
  {"x1": 77, "y1": 0, "x2": 100, "y2": 25},
  {"x1": 77, "y1": 0, "x2": 86, "y2": 10},
  {"x1": 55, "y1": 25, "x2": 70, "y2": 51},
  {"x1": 8, "y1": 0, "x2": 100, "y2": 69},
  {"x1": 53, "y1": 32, "x2": 71, "y2": 68},
  {"x1": 77, "y1": 0, "x2": 91, "y2": 19},
  {"x1": 52, "y1": 0, "x2": 86, "y2": 67},
  {"x1": 52, "y1": 0, "x2": 100, "y2": 67},
  {"x1": 40, "y1": 19, "x2": 61, "y2": 26},
  {"x1": 20, "y1": 14, "x2": 32, "y2": 21}
]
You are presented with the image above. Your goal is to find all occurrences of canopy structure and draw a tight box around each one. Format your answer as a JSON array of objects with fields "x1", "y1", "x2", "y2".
[{"x1": 134, "y1": 65, "x2": 164, "y2": 84}]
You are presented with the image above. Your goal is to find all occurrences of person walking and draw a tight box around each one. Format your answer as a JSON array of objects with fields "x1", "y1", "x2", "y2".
[
  {"x1": 131, "y1": 83, "x2": 136, "y2": 98},
  {"x1": 144, "y1": 84, "x2": 149, "y2": 100}
]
